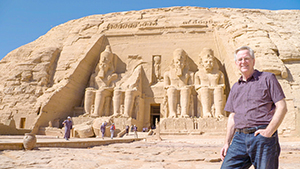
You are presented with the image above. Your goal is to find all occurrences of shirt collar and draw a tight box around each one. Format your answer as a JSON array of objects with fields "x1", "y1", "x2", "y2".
[{"x1": 238, "y1": 69, "x2": 259, "y2": 84}]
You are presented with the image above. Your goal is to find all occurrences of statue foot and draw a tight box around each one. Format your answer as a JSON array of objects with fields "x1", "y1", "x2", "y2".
[
  {"x1": 170, "y1": 115, "x2": 177, "y2": 118},
  {"x1": 203, "y1": 114, "x2": 212, "y2": 118},
  {"x1": 82, "y1": 113, "x2": 90, "y2": 117},
  {"x1": 91, "y1": 114, "x2": 99, "y2": 118},
  {"x1": 215, "y1": 114, "x2": 224, "y2": 118}
]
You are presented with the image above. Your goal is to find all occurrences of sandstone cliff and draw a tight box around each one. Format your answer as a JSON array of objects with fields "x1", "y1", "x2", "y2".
[{"x1": 0, "y1": 7, "x2": 299, "y2": 134}]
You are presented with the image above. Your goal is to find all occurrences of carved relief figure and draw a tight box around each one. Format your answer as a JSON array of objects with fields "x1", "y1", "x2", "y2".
[
  {"x1": 164, "y1": 48, "x2": 194, "y2": 118},
  {"x1": 152, "y1": 55, "x2": 162, "y2": 83},
  {"x1": 195, "y1": 48, "x2": 225, "y2": 118},
  {"x1": 84, "y1": 45, "x2": 118, "y2": 117}
]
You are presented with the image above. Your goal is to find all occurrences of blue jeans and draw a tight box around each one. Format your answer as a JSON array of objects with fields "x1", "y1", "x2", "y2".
[{"x1": 221, "y1": 131, "x2": 280, "y2": 169}]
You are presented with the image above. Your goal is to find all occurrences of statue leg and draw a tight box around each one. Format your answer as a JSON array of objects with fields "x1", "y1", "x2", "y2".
[
  {"x1": 180, "y1": 87, "x2": 191, "y2": 118},
  {"x1": 92, "y1": 89, "x2": 111, "y2": 117},
  {"x1": 124, "y1": 89, "x2": 138, "y2": 118},
  {"x1": 104, "y1": 96, "x2": 112, "y2": 116},
  {"x1": 167, "y1": 87, "x2": 178, "y2": 118},
  {"x1": 213, "y1": 87, "x2": 224, "y2": 117},
  {"x1": 84, "y1": 88, "x2": 95, "y2": 114},
  {"x1": 113, "y1": 88, "x2": 123, "y2": 116},
  {"x1": 199, "y1": 87, "x2": 212, "y2": 118}
]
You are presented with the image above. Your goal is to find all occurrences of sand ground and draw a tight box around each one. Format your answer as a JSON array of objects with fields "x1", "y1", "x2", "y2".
[{"x1": 0, "y1": 135, "x2": 299, "y2": 169}]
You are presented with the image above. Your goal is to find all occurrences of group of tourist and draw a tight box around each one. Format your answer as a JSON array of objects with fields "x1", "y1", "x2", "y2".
[{"x1": 62, "y1": 118, "x2": 139, "y2": 140}]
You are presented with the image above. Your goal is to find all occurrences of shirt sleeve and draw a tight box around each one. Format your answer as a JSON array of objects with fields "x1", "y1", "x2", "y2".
[
  {"x1": 269, "y1": 74, "x2": 285, "y2": 103},
  {"x1": 224, "y1": 84, "x2": 235, "y2": 113}
]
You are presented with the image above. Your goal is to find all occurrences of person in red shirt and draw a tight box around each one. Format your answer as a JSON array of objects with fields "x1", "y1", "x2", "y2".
[{"x1": 110, "y1": 123, "x2": 115, "y2": 139}]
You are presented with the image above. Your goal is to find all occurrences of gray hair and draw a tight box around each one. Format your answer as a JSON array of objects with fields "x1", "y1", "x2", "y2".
[{"x1": 234, "y1": 46, "x2": 255, "y2": 61}]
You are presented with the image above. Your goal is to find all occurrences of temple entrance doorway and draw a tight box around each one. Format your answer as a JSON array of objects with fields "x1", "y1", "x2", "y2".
[{"x1": 150, "y1": 104, "x2": 160, "y2": 129}]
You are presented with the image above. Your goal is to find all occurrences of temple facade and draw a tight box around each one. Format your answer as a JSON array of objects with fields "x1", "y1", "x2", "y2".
[{"x1": 0, "y1": 7, "x2": 299, "y2": 136}]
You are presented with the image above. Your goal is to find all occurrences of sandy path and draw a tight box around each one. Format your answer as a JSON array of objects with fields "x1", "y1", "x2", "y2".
[{"x1": 0, "y1": 135, "x2": 299, "y2": 169}]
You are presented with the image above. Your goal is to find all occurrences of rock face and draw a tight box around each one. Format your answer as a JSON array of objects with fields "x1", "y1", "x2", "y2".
[{"x1": 0, "y1": 7, "x2": 299, "y2": 135}]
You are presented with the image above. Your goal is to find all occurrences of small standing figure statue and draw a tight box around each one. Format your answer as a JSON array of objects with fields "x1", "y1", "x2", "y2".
[
  {"x1": 62, "y1": 116, "x2": 73, "y2": 140},
  {"x1": 153, "y1": 55, "x2": 162, "y2": 83}
]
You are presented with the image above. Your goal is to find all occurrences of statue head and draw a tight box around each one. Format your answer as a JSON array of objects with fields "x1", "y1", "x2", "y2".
[
  {"x1": 98, "y1": 45, "x2": 114, "y2": 78},
  {"x1": 172, "y1": 48, "x2": 188, "y2": 77},
  {"x1": 199, "y1": 48, "x2": 215, "y2": 72},
  {"x1": 153, "y1": 55, "x2": 161, "y2": 65}
]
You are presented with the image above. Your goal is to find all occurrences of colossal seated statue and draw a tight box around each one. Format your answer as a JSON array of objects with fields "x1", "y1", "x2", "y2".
[
  {"x1": 164, "y1": 48, "x2": 194, "y2": 118},
  {"x1": 112, "y1": 63, "x2": 143, "y2": 119},
  {"x1": 84, "y1": 45, "x2": 118, "y2": 117},
  {"x1": 195, "y1": 48, "x2": 225, "y2": 118},
  {"x1": 84, "y1": 47, "x2": 144, "y2": 120}
]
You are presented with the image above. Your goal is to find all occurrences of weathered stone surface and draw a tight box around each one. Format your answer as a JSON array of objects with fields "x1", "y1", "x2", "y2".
[
  {"x1": 0, "y1": 7, "x2": 299, "y2": 135},
  {"x1": 73, "y1": 122, "x2": 94, "y2": 138},
  {"x1": 1, "y1": 135, "x2": 300, "y2": 168}
]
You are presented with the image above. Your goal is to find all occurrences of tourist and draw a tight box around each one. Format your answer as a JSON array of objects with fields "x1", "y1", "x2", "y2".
[
  {"x1": 125, "y1": 125, "x2": 129, "y2": 136},
  {"x1": 130, "y1": 124, "x2": 134, "y2": 132},
  {"x1": 110, "y1": 123, "x2": 115, "y2": 139},
  {"x1": 100, "y1": 122, "x2": 106, "y2": 139},
  {"x1": 133, "y1": 125, "x2": 138, "y2": 138},
  {"x1": 220, "y1": 46, "x2": 287, "y2": 169},
  {"x1": 62, "y1": 116, "x2": 73, "y2": 140}
]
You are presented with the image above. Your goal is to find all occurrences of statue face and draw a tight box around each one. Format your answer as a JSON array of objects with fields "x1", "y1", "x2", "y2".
[
  {"x1": 202, "y1": 54, "x2": 214, "y2": 72},
  {"x1": 99, "y1": 52, "x2": 112, "y2": 78},
  {"x1": 153, "y1": 56, "x2": 161, "y2": 64},
  {"x1": 173, "y1": 49, "x2": 186, "y2": 69}
]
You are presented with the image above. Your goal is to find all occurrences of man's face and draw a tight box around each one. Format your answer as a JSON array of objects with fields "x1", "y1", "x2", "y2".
[{"x1": 235, "y1": 49, "x2": 255, "y2": 74}]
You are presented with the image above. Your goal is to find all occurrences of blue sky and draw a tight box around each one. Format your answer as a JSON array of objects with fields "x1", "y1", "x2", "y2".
[{"x1": 0, "y1": 0, "x2": 299, "y2": 60}]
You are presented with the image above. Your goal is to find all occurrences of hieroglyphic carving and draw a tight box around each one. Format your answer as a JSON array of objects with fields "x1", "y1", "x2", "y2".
[
  {"x1": 182, "y1": 19, "x2": 216, "y2": 25},
  {"x1": 107, "y1": 20, "x2": 158, "y2": 30}
]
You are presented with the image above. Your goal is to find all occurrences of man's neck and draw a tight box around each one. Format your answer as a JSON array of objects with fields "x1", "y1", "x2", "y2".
[{"x1": 242, "y1": 69, "x2": 255, "y2": 81}]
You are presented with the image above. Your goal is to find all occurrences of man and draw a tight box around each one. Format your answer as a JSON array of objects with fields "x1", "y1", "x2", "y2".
[
  {"x1": 133, "y1": 125, "x2": 138, "y2": 138},
  {"x1": 100, "y1": 122, "x2": 107, "y2": 139},
  {"x1": 220, "y1": 46, "x2": 287, "y2": 169},
  {"x1": 110, "y1": 123, "x2": 115, "y2": 139},
  {"x1": 62, "y1": 116, "x2": 73, "y2": 140}
]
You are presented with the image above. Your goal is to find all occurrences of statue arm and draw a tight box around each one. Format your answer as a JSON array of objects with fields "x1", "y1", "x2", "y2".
[
  {"x1": 107, "y1": 73, "x2": 118, "y2": 87},
  {"x1": 187, "y1": 72, "x2": 194, "y2": 85},
  {"x1": 164, "y1": 72, "x2": 171, "y2": 89},
  {"x1": 218, "y1": 71, "x2": 225, "y2": 88},
  {"x1": 186, "y1": 72, "x2": 194, "y2": 88},
  {"x1": 194, "y1": 72, "x2": 202, "y2": 90}
]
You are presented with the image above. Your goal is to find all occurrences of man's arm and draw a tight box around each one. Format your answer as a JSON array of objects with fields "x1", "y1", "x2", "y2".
[
  {"x1": 220, "y1": 112, "x2": 235, "y2": 160},
  {"x1": 254, "y1": 98, "x2": 287, "y2": 137}
]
